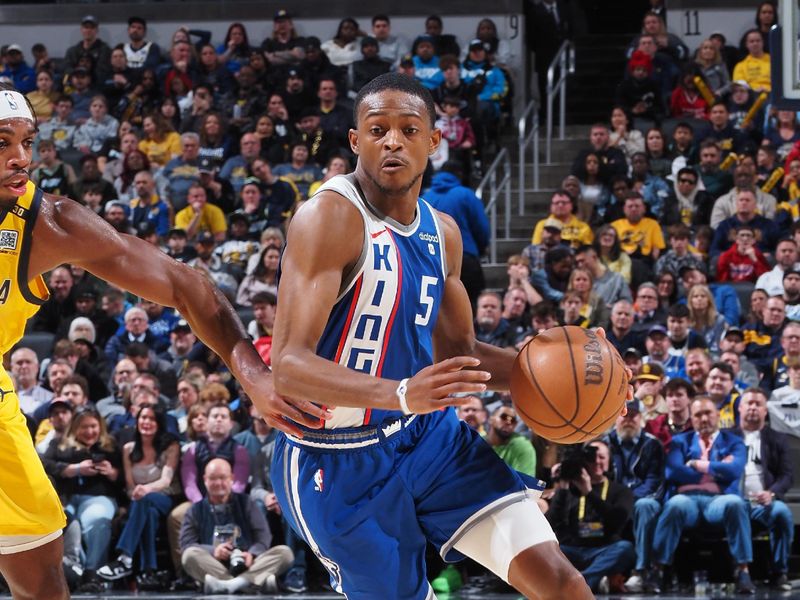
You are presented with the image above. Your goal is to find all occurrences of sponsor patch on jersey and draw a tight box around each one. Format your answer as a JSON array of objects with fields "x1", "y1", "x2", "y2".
[{"x1": 0, "y1": 229, "x2": 18, "y2": 251}]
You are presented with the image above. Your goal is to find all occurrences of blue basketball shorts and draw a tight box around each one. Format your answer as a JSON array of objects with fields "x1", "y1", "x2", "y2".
[{"x1": 271, "y1": 409, "x2": 546, "y2": 600}]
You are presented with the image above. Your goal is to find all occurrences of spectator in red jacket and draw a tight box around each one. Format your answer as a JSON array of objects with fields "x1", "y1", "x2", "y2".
[{"x1": 717, "y1": 223, "x2": 770, "y2": 282}]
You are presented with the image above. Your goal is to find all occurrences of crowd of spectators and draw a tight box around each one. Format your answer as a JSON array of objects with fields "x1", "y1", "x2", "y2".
[
  {"x1": 446, "y1": 1, "x2": 800, "y2": 596},
  {"x1": 5, "y1": 1, "x2": 800, "y2": 597}
]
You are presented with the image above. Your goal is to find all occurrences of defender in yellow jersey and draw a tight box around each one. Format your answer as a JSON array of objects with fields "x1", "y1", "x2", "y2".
[{"x1": 0, "y1": 86, "x2": 328, "y2": 599}]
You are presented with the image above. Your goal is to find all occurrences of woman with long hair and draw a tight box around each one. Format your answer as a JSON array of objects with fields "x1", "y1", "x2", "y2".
[
  {"x1": 97, "y1": 404, "x2": 181, "y2": 584},
  {"x1": 765, "y1": 110, "x2": 800, "y2": 160},
  {"x1": 182, "y1": 403, "x2": 209, "y2": 451},
  {"x1": 198, "y1": 112, "x2": 233, "y2": 169},
  {"x1": 216, "y1": 22, "x2": 252, "y2": 73},
  {"x1": 474, "y1": 17, "x2": 510, "y2": 66},
  {"x1": 168, "y1": 374, "x2": 204, "y2": 434},
  {"x1": 566, "y1": 267, "x2": 610, "y2": 328},
  {"x1": 236, "y1": 244, "x2": 281, "y2": 306},
  {"x1": 138, "y1": 113, "x2": 182, "y2": 167},
  {"x1": 593, "y1": 223, "x2": 632, "y2": 284},
  {"x1": 42, "y1": 407, "x2": 121, "y2": 587},
  {"x1": 26, "y1": 69, "x2": 58, "y2": 122},
  {"x1": 321, "y1": 18, "x2": 363, "y2": 67},
  {"x1": 687, "y1": 284, "x2": 727, "y2": 352},
  {"x1": 574, "y1": 152, "x2": 610, "y2": 224},
  {"x1": 656, "y1": 270, "x2": 679, "y2": 310},
  {"x1": 743, "y1": 1, "x2": 777, "y2": 55},
  {"x1": 254, "y1": 113, "x2": 288, "y2": 165},
  {"x1": 159, "y1": 96, "x2": 183, "y2": 132},
  {"x1": 694, "y1": 38, "x2": 730, "y2": 96},
  {"x1": 117, "y1": 68, "x2": 162, "y2": 127},
  {"x1": 194, "y1": 44, "x2": 235, "y2": 98},
  {"x1": 644, "y1": 128, "x2": 672, "y2": 179},
  {"x1": 608, "y1": 105, "x2": 645, "y2": 161},
  {"x1": 113, "y1": 149, "x2": 151, "y2": 203},
  {"x1": 744, "y1": 288, "x2": 769, "y2": 326}
]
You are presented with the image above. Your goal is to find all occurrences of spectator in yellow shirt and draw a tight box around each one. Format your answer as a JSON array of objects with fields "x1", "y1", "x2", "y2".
[
  {"x1": 138, "y1": 113, "x2": 182, "y2": 167},
  {"x1": 612, "y1": 193, "x2": 666, "y2": 262},
  {"x1": 174, "y1": 184, "x2": 227, "y2": 242},
  {"x1": 732, "y1": 29, "x2": 771, "y2": 92},
  {"x1": 531, "y1": 190, "x2": 594, "y2": 248}
]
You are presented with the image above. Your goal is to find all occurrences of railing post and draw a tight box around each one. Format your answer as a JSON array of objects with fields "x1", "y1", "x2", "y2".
[
  {"x1": 518, "y1": 118, "x2": 525, "y2": 217},
  {"x1": 504, "y1": 153, "x2": 511, "y2": 238},
  {"x1": 533, "y1": 114, "x2": 539, "y2": 191},
  {"x1": 559, "y1": 51, "x2": 566, "y2": 140}
]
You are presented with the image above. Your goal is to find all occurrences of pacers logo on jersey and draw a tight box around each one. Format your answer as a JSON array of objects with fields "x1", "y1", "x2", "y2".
[
  {"x1": 0, "y1": 229, "x2": 18, "y2": 252},
  {"x1": 0, "y1": 279, "x2": 10, "y2": 304}
]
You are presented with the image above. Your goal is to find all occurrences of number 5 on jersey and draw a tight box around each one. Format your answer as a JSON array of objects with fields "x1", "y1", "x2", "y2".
[{"x1": 415, "y1": 276, "x2": 438, "y2": 326}]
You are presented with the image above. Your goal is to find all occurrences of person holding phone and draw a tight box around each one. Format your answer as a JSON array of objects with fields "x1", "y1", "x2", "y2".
[{"x1": 40, "y1": 407, "x2": 122, "y2": 592}]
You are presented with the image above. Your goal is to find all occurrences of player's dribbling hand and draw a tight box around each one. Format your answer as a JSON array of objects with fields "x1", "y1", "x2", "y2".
[{"x1": 403, "y1": 356, "x2": 490, "y2": 414}]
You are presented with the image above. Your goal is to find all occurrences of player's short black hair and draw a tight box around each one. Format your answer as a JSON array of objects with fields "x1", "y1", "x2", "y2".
[{"x1": 353, "y1": 72, "x2": 437, "y2": 129}]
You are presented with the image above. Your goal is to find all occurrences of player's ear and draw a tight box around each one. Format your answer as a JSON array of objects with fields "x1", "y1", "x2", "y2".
[
  {"x1": 429, "y1": 127, "x2": 442, "y2": 156},
  {"x1": 348, "y1": 128, "x2": 359, "y2": 155}
]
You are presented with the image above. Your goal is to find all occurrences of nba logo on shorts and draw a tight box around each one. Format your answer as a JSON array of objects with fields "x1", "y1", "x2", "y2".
[{"x1": 314, "y1": 468, "x2": 324, "y2": 492}]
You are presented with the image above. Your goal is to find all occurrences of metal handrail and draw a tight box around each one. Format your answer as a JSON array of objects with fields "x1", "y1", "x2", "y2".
[
  {"x1": 476, "y1": 148, "x2": 512, "y2": 264},
  {"x1": 545, "y1": 40, "x2": 576, "y2": 163},
  {"x1": 517, "y1": 100, "x2": 539, "y2": 215}
]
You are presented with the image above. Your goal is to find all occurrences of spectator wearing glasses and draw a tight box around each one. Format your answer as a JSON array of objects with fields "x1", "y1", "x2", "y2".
[
  {"x1": 663, "y1": 168, "x2": 714, "y2": 227},
  {"x1": 483, "y1": 406, "x2": 536, "y2": 478},
  {"x1": 530, "y1": 190, "x2": 593, "y2": 249},
  {"x1": 631, "y1": 282, "x2": 667, "y2": 335},
  {"x1": 716, "y1": 224, "x2": 770, "y2": 283}
]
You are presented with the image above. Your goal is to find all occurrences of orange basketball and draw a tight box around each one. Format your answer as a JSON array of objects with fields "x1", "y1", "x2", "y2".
[{"x1": 510, "y1": 326, "x2": 628, "y2": 444}]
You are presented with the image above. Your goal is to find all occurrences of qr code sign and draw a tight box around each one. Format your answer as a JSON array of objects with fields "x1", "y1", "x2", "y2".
[{"x1": 0, "y1": 230, "x2": 18, "y2": 250}]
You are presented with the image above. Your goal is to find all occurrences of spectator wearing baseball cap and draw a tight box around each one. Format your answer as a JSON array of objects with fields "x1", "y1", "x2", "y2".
[
  {"x1": 262, "y1": 10, "x2": 305, "y2": 67},
  {"x1": 644, "y1": 324, "x2": 686, "y2": 382},
  {"x1": 0, "y1": 42, "x2": 36, "y2": 93},
  {"x1": 64, "y1": 15, "x2": 112, "y2": 87},
  {"x1": 34, "y1": 397, "x2": 74, "y2": 454},
  {"x1": 349, "y1": 36, "x2": 392, "y2": 96},
  {"x1": 632, "y1": 361, "x2": 668, "y2": 422}
]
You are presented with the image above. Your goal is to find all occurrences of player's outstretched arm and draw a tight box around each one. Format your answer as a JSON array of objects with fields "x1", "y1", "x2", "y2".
[
  {"x1": 29, "y1": 195, "x2": 329, "y2": 436},
  {"x1": 272, "y1": 193, "x2": 489, "y2": 414},
  {"x1": 432, "y1": 212, "x2": 516, "y2": 389}
]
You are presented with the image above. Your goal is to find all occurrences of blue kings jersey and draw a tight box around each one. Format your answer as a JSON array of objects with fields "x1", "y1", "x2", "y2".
[{"x1": 313, "y1": 174, "x2": 447, "y2": 428}]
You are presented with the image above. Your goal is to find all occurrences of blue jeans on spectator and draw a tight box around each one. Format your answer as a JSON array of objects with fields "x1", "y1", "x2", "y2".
[
  {"x1": 750, "y1": 499, "x2": 794, "y2": 574},
  {"x1": 64, "y1": 494, "x2": 117, "y2": 570},
  {"x1": 116, "y1": 492, "x2": 173, "y2": 571},
  {"x1": 633, "y1": 497, "x2": 662, "y2": 570},
  {"x1": 560, "y1": 541, "x2": 636, "y2": 591},
  {"x1": 652, "y1": 493, "x2": 752, "y2": 566}
]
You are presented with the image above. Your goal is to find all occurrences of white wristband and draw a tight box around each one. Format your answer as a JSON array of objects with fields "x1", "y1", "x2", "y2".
[{"x1": 396, "y1": 378, "x2": 412, "y2": 415}]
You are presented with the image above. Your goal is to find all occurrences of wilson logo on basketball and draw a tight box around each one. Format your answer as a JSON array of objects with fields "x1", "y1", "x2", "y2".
[{"x1": 582, "y1": 329, "x2": 604, "y2": 386}]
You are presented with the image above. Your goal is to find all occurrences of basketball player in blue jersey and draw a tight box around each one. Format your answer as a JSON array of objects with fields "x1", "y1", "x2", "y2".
[
  {"x1": 0, "y1": 83, "x2": 327, "y2": 599},
  {"x1": 271, "y1": 73, "x2": 606, "y2": 599}
]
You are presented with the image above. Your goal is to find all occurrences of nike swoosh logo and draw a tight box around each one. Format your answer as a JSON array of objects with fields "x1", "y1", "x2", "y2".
[{"x1": 371, "y1": 229, "x2": 387, "y2": 238}]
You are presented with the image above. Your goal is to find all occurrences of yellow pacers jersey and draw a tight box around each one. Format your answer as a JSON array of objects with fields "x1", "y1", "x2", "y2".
[{"x1": 0, "y1": 181, "x2": 66, "y2": 535}]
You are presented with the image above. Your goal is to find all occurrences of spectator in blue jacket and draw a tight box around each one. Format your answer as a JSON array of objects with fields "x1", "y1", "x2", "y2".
[
  {"x1": 1, "y1": 44, "x2": 36, "y2": 93},
  {"x1": 411, "y1": 36, "x2": 442, "y2": 90},
  {"x1": 423, "y1": 161, "x2": 489, "y2": 308},
  {"x1": 461, "y1": 39, "x2": 506, "y2": 145},
  {"x1": 651, "y1": 397, "x2": 755, "y2": 594},
  {"x1": 607, "y1": 402, "x2": 665, "y2": 593}
]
